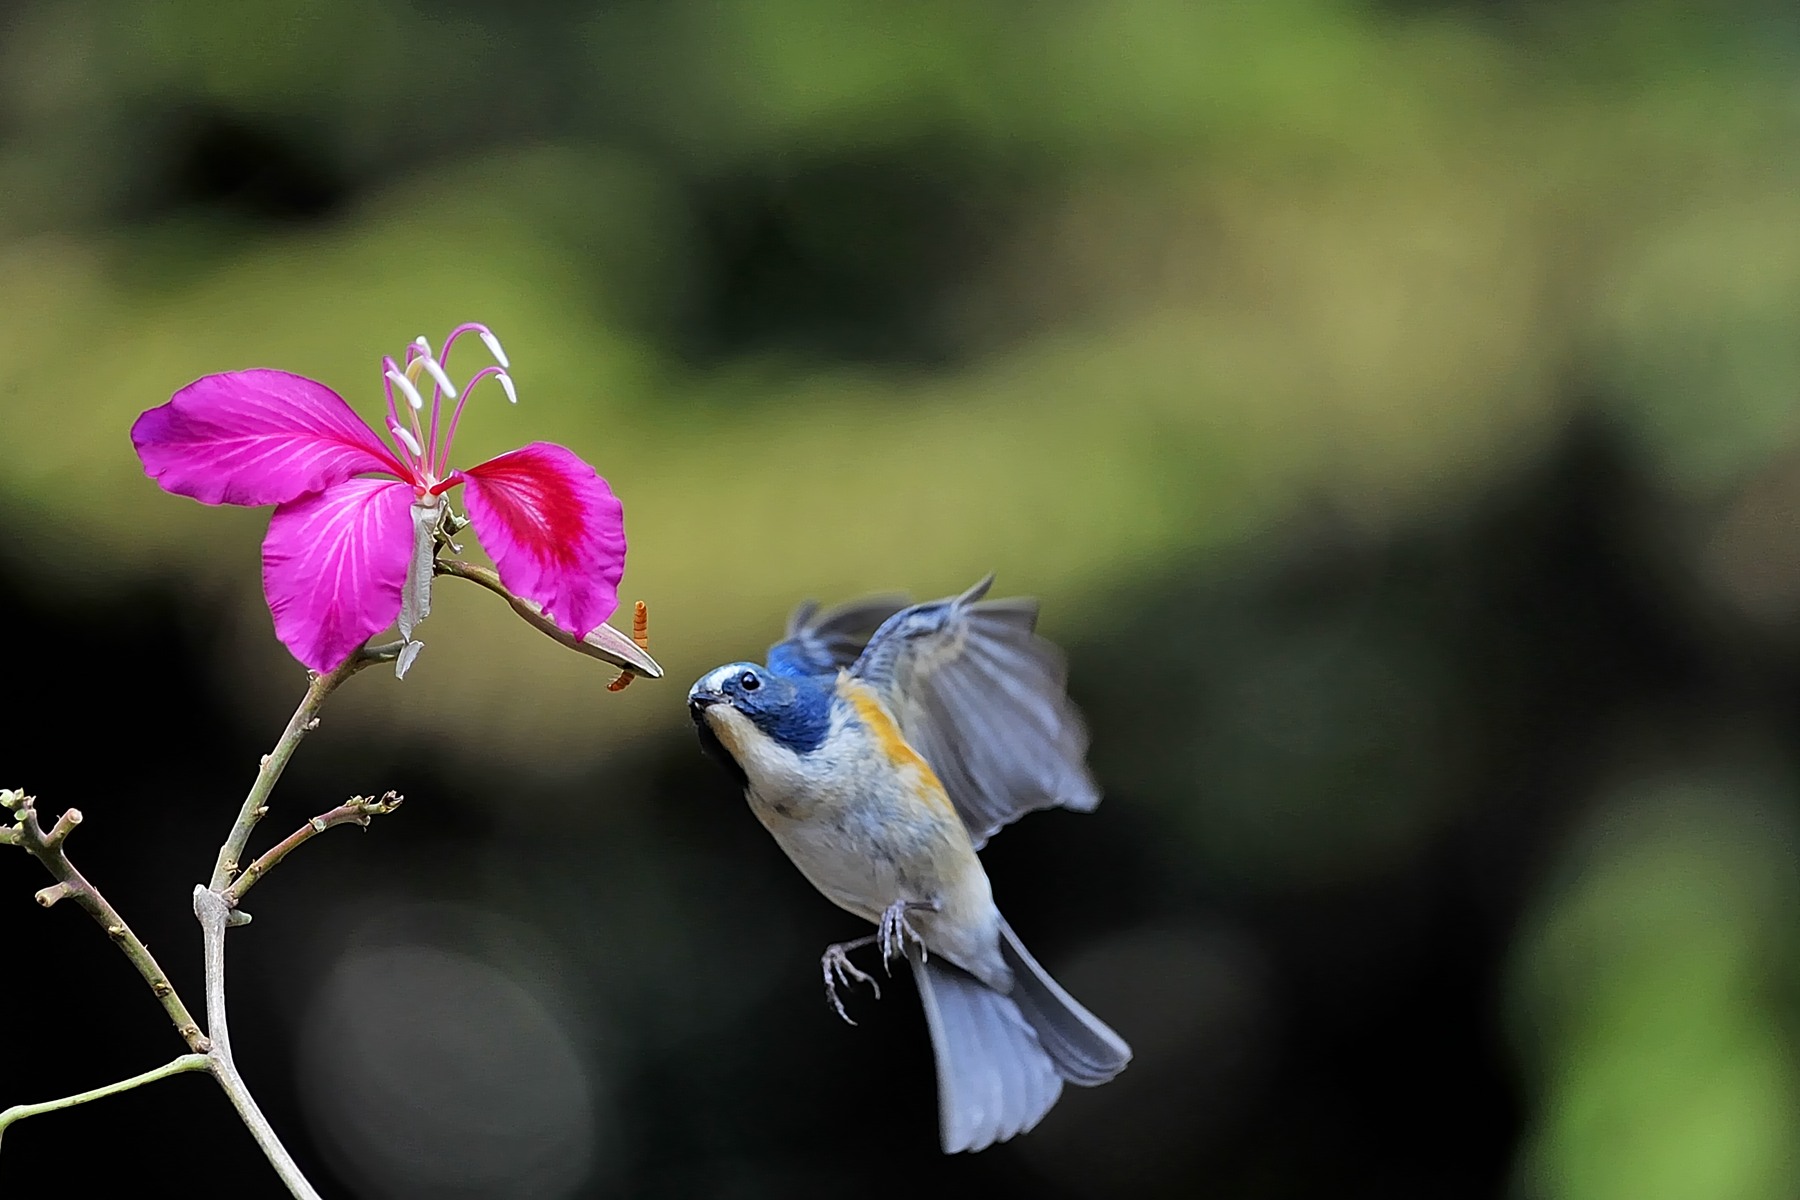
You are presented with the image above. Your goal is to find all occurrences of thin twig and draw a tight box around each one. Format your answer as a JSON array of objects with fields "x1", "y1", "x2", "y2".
[
  {"x1": 0, "y1": 1055, "x2": 209, "y2": 1150},
  {"x1": 193, "y1": 888, "x2": 322, "y2": 1200},
  {"x1": 223, "y1": 792, "x2": 403, "y2": 907},
  {"x1": 434, "y1": 558, "x2": 663, "y2": 678},
  {"x1": 3, "y1": 793, "x2": 209, "y2": 1053},
  {"x1": 208, "y1": 641, "x2": 401, "y2": 891}
]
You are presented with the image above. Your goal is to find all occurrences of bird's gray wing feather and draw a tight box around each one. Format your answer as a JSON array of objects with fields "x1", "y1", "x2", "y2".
[
  {"x1": 909, "y1": 944, "x2": 1063, "y2": 1153},
  {"x1": 765, "y1": 594, "x2": 911, "y2": 677},
  {"x1": 853, "y1": 575, "x2": 1100, "y2": 847}
]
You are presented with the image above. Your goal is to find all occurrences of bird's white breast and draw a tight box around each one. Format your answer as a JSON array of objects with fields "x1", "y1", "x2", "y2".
[{"x1": 703, "y1": 705, "x2": 814, "y2": 797}]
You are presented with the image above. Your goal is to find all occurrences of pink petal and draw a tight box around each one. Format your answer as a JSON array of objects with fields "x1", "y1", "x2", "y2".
[
  {"x1": 461, "y1": 442, "x2": 626, "y2": 638},
  {"x1": 262, "y1": 479, "x2": 416, "y2": 672},
  {"x1": 133, "y1": 369, "x2": 406, "y2": 506}
]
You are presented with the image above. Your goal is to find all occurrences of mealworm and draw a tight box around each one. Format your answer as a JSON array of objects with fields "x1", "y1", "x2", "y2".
[{"x1": 608, "y1": 601, "x2": 651, "y2": 691}]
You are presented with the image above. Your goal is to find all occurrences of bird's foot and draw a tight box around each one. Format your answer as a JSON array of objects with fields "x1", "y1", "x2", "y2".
[
  {"x1": 877, "y1": 899, "x2": 939, "y2": 972},
  {"x1": 821, "y1": 935, "x2": 880, "y2": 1025}
]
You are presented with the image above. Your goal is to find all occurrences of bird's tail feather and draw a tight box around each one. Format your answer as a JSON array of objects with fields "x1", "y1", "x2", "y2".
[
  {"x1": 998, "y1": 917, "x2": 1132, "y2": 1086},
  {"x1": 908, "y1": 922, "x2": 1130, "y2": 1153},
  {"x1": 910, "y1": 948, "x2": 1062, "y2": 1153}
]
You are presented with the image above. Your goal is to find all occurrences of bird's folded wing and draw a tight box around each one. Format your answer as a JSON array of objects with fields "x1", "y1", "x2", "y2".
[
  {"x1": 765, "y1": 593, "x2": 911, "y2": 678},
  {"x1": 852, "y1": 576, "x2": 1100, "y2": 847}
]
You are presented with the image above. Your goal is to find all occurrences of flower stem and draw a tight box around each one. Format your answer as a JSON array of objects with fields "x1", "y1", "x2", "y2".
[
  {"x1": 208, "y1": 642, "x2": 400, "y2": 892},
  {"x1": 0, "y1": 1055, "x2": 209, "y2": 1150},
  {"x1": 434, "y1": 558, "x2": 663, "y2": 677}
]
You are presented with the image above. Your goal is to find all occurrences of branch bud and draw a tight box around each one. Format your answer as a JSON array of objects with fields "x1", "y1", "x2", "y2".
[
  {"x1": 34, "y1": 881, "x2": 75, "y2": 907},
  {"x1": 44, "y1": 808, "x2": 82, "y2": 850}
]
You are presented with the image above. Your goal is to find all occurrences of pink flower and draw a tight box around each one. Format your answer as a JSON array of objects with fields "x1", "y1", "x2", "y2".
[{"x1": 131, "y1": 323, "x2": 626, "y2": 675}]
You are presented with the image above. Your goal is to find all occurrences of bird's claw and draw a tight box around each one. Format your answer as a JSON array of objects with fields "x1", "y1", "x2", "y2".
[
  {"x1": 816, "y1": 900, "x2": 939, "y2": 1022},
  {"x1": 877, "y1": 899, "x2": 937, "y2": 973},
  {"x1": 822, "y1": 941, "x2": 880, "y2": 1025}
]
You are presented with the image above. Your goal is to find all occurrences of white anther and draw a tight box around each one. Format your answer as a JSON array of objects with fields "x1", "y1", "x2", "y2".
[
  {"x1": 388, "y1": 420, "x2": 423, "y2": 458},
  {"x1": 496, "y1": 372, "x2": 518, "y2": 404},
  {"x1": 478, "y1": 329, "x2": 510, "y2": 370},
  {"x1": 413, "y1": 335, "x2": 432, "y2": 357},
  {"x1": 420, "y1": 355, "x2": 457, "y2": 399},
  {"x1": 386, "y1": 368, "x2": 425, "y2": 411}
]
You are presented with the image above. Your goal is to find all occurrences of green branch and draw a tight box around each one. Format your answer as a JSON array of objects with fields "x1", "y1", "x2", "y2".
[{"x1": 0, "y1": 1055, "x2": 209, "y2": 1150}]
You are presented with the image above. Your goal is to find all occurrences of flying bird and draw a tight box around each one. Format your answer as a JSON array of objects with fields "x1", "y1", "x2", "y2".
[{"x1": 687, "y1": 576, "x2": 1130, "y2": 1153}]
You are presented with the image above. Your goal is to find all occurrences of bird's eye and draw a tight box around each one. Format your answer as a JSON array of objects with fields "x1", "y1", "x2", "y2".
[{"x1": 738, "y1": 670, "x2": 761, "y2": 692}]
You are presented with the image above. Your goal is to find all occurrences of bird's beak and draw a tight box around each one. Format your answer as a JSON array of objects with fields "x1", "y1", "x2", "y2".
[
  {"x1": 687, "y1": 690, "x2": 727, "y2": 720},
  {"x1": 688, "y1": 689, "x2": 747, "y2": 785}
]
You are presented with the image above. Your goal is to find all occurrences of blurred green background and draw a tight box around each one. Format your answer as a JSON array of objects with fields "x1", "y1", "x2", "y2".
[{"x1": 5, "y1": 1, "x2": 1800, "y2": 1197}]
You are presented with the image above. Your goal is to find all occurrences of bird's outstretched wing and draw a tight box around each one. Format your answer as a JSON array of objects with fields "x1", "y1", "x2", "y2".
[
  {"x1": 852, "y1": 576, "x2": 1099, "y2": 847},
  {"x1": 766, "y1": 593, "x2": 912, "y2": 678}
]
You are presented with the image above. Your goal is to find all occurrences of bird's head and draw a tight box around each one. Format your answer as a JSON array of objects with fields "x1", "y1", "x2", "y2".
[{"x1": 687, "y1": 663, "x2": 833, "y2": 787}]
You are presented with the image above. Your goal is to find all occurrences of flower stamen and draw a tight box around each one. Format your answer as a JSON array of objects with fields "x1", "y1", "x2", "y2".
[
  {"x1": 383, "y1": 358, "x2": 435, "y2": 479},
  {"x1": 419, "y1": 354, "x2": 458, "y2": 404},
  {"x1": 478, "y1": 329, "x2": 510, "y2": 370},
  {"x1": 432, "y1": 324, "x2": 507, "y2": 474},
  {"x1": 404, "y1": 339, "x2": 449, "y2": 474},
  {"x1": 386, "y1": 367, "x2": 425, "y2": 412},
  {"x1": 436, "y1": 323, "x2": 509, "y2": 373},
  {"x1": 388, "y1": 419, "x2": 424, "y2": 460},
  {"x1": 436, "y1": 365, "x2": 517, "y2": 479}
]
